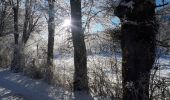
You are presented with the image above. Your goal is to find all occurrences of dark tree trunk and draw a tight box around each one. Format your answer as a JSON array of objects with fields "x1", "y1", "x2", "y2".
[
  {"x1": 22, "y1": 0, "x2": 32, "y2": 44},
  {"x1": 11, "y1": 2, "x2": 20, "y2": 73},
  {"x1": 45, "y1": 0, "x2": 55, "y2": 84},
  {"x1": 0, "y1": 1, "x2": 6, "y2": 36},
  {"x1": 20, "y1": 0, "x2": 33, "y2": 71},
  {"x1": 115, "y1": 0, "x2": 158, "y2": 100},
  {"x1": 70, "y1": 0, "x2": 89, "y2": 93}
]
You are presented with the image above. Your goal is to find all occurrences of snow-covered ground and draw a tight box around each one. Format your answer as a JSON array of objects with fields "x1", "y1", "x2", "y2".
[
  {"x1": 156, "y1": 54, "x2": 170, "y2": 78},
  {"x1": 54, "y1": 53, "x2": 170, "y2": 80},
  {"x1": 0, "y1": 69, "x2": 94, "y2": 100},
  {"x1": 0, "y1": 69, "x2": 68, "y2": 100},
  {"x1": 0, "y1": 54, "x2": 170, "y2": 100}
]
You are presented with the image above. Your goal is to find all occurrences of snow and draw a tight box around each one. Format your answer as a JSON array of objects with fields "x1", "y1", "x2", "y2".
[
  {"x1": 0, "y1": 69, "x2": 93, "y2": 100},
  {"x1": 155, "y1": 55, "x2": 170, "y2": 78},
  {"x1": 0, "y1": 53, "x2": 170, "y2": 100},
  {"x1": 53, "y1": 53, "x2": 170, "y2": 82}
]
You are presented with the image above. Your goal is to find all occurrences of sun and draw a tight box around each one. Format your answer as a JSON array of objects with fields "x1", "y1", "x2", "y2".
[{"x1": 63, "y1": 19, "x2": 71, "y2": 27}]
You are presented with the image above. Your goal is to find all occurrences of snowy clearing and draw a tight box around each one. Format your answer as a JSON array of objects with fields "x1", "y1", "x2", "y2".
[
  {"x1": 0, "y1": 54, "x2": 170, "y2": 100},
  {"x1": 0, "y1": 69, "x2": 93, "y2": 100}
]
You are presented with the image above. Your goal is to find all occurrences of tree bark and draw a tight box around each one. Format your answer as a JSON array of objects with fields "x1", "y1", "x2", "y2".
[
  {"x1": 115, "y1": 0, "x2": 158, "y2": 100},
  {"x1": 70, "y1": 0, "x2": 89, "y2": 93},
  {"x1": 45, "y1": 0, "x2": 55, "y2": 84},
  {"x1": 22, "y1": 0, "x2": 33, "y2": 44},
  {"x1": 0, "y1": 1, "x2": 6, "y2": 36},
  {"x1": 11, "y1": 1, "x2": 20, "y2": 73},
  {"x1": 20, "y1": 0, "x2": 33, "y2": 71}
]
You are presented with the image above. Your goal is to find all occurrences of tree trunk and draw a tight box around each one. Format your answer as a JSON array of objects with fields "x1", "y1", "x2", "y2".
[
  {"x1": 20, "y1": 0, "x2": 33, "y2": 71},
  {"x1": 45, "y1": 0, "x2": 55, "y2": 84},
  {"x1": 0, "y1": 1, "x2": 6, "y2": 36},
  {"x1": 11, "y1": 3, "x2": 20, "y2": 73},
  {"x1": 115, "y1": 0, "x2": 157, "y2": 100},
  {"x1": 22, "y1": 0, "x2": 32, "y2": 44},
  {"x1": 70, "y1": 0, "x2": 89, "y2": 93}
]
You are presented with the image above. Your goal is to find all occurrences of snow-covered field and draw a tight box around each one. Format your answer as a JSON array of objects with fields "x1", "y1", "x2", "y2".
[
  {"x1": 0, "y1": 66, "x2": 100, "y2": 100},
  {"x1": 54, "y1": 53, "x2": 170, "y2": 79},
  {"x1": 0, "y1": 54, "x2": 170, "y2": 100},
  {"x1": 156, "y1": 55, "x2": 170, "y2": 78},
  {"x1": 0, "y1": 68, "x2": 95, "y2": 100}
]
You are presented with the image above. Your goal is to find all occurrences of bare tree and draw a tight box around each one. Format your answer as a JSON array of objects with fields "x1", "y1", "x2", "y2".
[
  {"x1": 10, "y1": 0, "x2": 20, "y2": 72},
  {"x1": 10, "y1": 0, "x2": 40, "y2": 72},
  {"x1": 22, "y1": 0, "x2": 33, "y2": 44},
  {"x1": 21, "y1": 0, "x2": 40, "y2": 69},
  {"x1": 70, "y1": 0, "x2": 89, "y2": 93},
  {"x1": 45, "y1": 0, "x2": 55, "y2": 84},
  {"x1": 0, "y1": 0, "x2": 7, "y2": 36}
]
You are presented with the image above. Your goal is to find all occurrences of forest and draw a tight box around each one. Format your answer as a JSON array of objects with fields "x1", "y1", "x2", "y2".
[{"x1": 0, "y1": 0, "x2": 170, "y2": 100}]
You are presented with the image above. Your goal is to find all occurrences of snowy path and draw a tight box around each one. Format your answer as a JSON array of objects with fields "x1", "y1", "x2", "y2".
[{"x1": 0, "y1": 69, "x2": 73, "y2": 100}]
